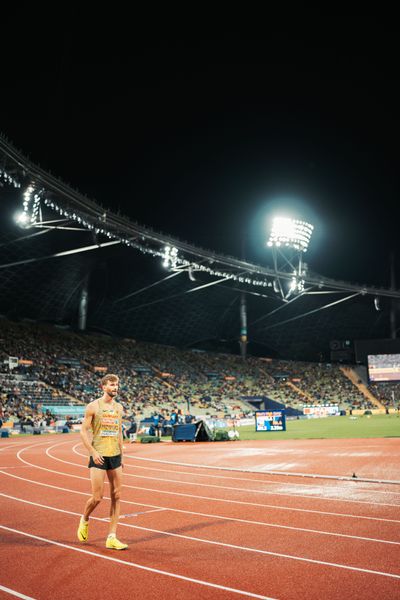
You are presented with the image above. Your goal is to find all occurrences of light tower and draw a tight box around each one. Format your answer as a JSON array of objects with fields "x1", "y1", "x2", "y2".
[{"x1": 267, "y1": 217, "x2": 314, "y2": 300}]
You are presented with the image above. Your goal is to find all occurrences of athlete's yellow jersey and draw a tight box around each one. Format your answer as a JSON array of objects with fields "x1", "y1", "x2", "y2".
[{"x1": 91, "y1": 398, "x2": 121, "y2": 457}]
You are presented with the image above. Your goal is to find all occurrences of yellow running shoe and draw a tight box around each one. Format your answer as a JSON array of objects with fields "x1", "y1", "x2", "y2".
[
  {"x1": 106, "y1": 536, "x2": 128, "y2": 550},
  {"x1": 77, "y1": 517, "x2": 89, "y2": 542}
]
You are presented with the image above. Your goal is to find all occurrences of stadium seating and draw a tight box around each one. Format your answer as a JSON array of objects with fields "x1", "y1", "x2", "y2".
[{"x1": 0, "y1": 319, "x2": 388, "y2": 431}]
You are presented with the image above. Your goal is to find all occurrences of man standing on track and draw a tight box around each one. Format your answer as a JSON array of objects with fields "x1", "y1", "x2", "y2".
[{"x1": 77, "y1": 373, "x2": 128, "y2": 550}]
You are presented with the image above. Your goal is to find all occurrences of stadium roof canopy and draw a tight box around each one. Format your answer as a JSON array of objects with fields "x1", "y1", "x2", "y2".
[{"x1": 1, "y1": 134, "x2": 399, "y2": 361}]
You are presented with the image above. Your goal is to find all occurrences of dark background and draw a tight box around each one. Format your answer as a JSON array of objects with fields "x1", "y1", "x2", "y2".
[{"x1": 1, "y1": 31, "x2": 399, "y2": 358}]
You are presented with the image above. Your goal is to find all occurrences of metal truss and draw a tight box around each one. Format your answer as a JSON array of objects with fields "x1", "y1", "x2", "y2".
[{"x1": 1, "y1": 132, "x2": 400, "y2": 303}]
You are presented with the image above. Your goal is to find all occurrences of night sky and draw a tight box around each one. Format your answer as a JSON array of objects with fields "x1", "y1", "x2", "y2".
[{"x1": 2, "y1": 35, "x2": 400, "y2": 290}]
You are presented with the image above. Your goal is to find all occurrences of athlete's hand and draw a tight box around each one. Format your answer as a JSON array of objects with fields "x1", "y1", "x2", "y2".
[{"x1": 92, "y1": 450, "x2": 104, "y2": 465}]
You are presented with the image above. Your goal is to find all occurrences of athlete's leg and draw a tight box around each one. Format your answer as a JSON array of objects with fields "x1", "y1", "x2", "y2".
[
  {"x1": 77, "y1": 466, "x2": 106, "y2": 542},
  {"x1": 105, "y1": 465, "x2": 127, "y2": 549},
  {"x1": 106, "y1": 466, "x2": 122, "y2": 535},
  {"x1": 83, "y1": 466, "x2": 106, "y2": 520}
]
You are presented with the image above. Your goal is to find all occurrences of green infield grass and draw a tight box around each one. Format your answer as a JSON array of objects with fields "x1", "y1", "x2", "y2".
[{"x1": 229, "y1": 414, "x2": 400, "y2": 440}]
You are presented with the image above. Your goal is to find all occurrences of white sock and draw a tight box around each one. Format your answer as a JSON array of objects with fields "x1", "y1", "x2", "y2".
[
  {"x1": 107, "y1": 533, "x2": 116, "y2": 539},
  {"x1": 81, "y1": 517, "x2": 89, "y2": 524}
]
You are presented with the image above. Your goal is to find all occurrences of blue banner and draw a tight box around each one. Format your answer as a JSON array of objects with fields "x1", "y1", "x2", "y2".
[{"x1": 42, "y1": 405, "x2": 85, "y2": 415}]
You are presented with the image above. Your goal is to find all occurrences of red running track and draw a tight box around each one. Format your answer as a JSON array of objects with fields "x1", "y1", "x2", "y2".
[{"x1": 0, "y1": 434, "x2": 399, "y2": 599}]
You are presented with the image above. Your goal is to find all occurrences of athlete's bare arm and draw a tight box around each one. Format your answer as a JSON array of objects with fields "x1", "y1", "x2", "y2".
[{"x1": 80, "y1": 400, "x2": 104, "y2": 465}]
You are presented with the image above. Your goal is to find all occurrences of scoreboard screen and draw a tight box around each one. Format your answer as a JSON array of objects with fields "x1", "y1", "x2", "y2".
[{"x1": 255, "y1": 410, "x2": 286, "y2": 432}]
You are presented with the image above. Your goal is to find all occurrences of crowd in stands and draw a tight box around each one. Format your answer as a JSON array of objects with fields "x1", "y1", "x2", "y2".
[
  {"x1": 368, "y1": 382, "x2": 400, "y2": 408},
  {"x1": 0, "y1": 371, "x2": 57, "y2": 430},
  {"x1": 260, "y1": 359, "x2": 373, "y2": 409},
  {"x1": 0, "y1": 318, "x2": 395, "y2": 430}
]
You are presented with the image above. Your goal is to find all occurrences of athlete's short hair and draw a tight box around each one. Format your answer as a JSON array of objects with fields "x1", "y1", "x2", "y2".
[{"x1": 101, "y1": 373, "x2": 119, "y2": 386}]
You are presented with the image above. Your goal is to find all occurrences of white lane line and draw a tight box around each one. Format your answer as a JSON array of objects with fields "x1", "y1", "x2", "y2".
[
  {"x1": 0, "y1": 466, "x2": 30, "y2": 469},
  {"x1": 119, "y1": 454, "x2": 400, "y2": 486},
  {"x1": 50, "y1": 443, "x2": 400, "y2": 509},
  {"x1": 92, "y1": 508, "x2": 167, "y2": 522},
  {"x1": 2, "y1": 468, "x2": 400, "y2": 545},
  {"x1": 10, "y1": 444, "x2": 400, "y2": 524},
  {"x1": 0, "y1": 525, "x2": 275, "y2": 600},
  {"x1": 120, "y1": 509, "x2": 167, "y2": 519},
  {"x1": 116, "y1": 469, "x2": 400, "y2": 508},
  {"x1": 76, "y1": 444, "x2": 400, "y2": 503},
  {"x1": 106, "y1": 443, "x2": 400, "y2": 497},
  {"x1": 1, "y1": 499, "x2": 400, "y2": 581},
  {"x1": 132, "y1": 508, "x2": 166, "y2": 516},
  {"x1": 102, "y1": 509, "x2": 168, "y2": 520},
  {"x1": 0, "y1": 585, "x2": 36, "y2": 600},
  {"x1": 0, "y1": 440, "x2": 45, "y2": 450},
  {"x1": 4, "y1": 468, "x2": 400, "y2": 548},
  {"x1": 113, "y1": 457, "x2": 400, "y2": 497}
]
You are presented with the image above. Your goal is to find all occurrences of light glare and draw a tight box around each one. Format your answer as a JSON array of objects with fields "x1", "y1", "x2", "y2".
[
  {"x1": 268, "y1": 217, "x2": 314, "y2": 252},
  {"x1": 14, "y1": 211, "x2": 29, "y2": 227}
]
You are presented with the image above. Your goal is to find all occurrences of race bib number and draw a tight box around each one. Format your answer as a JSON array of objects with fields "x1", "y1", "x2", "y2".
[{"x1": 100, "y1": 415, "x2": 119, "y2": 437}]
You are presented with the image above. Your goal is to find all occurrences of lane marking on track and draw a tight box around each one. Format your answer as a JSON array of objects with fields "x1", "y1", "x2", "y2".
[
  {"x1": 4, "y1": 436, "x2": 399, "y2": 507},
  {"x1": 3, "y1": 468, "x2": 400, "y2": 545},
  {"x1": 48, "y1": 442, "x2": 400, "y2": 509},
  {"x1": 100, "y1": 456, "x2": 400, "y2": 497},
  {"x1": 118, "y1": 453, "x2": 400, "y2": 486},
  {"x1": 121, "y1": 508, "x2": 167, "y2": 518},
  {"x1": 0, "y1": 441, "x2": 44, "y2": 450},
  {"x1": 0, "y1": 524, "x2": 276, "y2": 600},
  {"x1": 8, "y1": 443, "x2": 400, "y2": 525},
  {"x1": 100, "y1": 509, "x2": 168, "y2": 521},
  {"x1": 73, "y1": 444, "x2": 400, "y2": 503},
  {"x1": 1, "y1": 500, "x2": 400, "y2": 580},
  {"x1": 0, "y1": 585, "x2": 36, "y2": 600}
]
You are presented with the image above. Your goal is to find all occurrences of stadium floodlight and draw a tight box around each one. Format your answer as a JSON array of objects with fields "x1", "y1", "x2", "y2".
[
  {"x1": 162, "y1": 245, "x2": 179, "y2": 269},
  {"x1": 14, "y1": 211, "x2": 30, "y2": 227},
  {"x1": 267, "y1": 217, "x2": 313, "y2": 252},
  {"x1": 267, "y1": 216, "x2": 314, "y2": 300}
]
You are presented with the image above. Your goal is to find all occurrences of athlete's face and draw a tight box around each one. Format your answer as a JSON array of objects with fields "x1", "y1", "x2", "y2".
[{"x1": 102, "y1": 379, "x2": 119, "y2": 398}]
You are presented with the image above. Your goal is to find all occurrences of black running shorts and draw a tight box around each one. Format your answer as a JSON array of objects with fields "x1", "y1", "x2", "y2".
[{"x1": 88, "y1": 454, "x2": 122, "y2": 470}]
